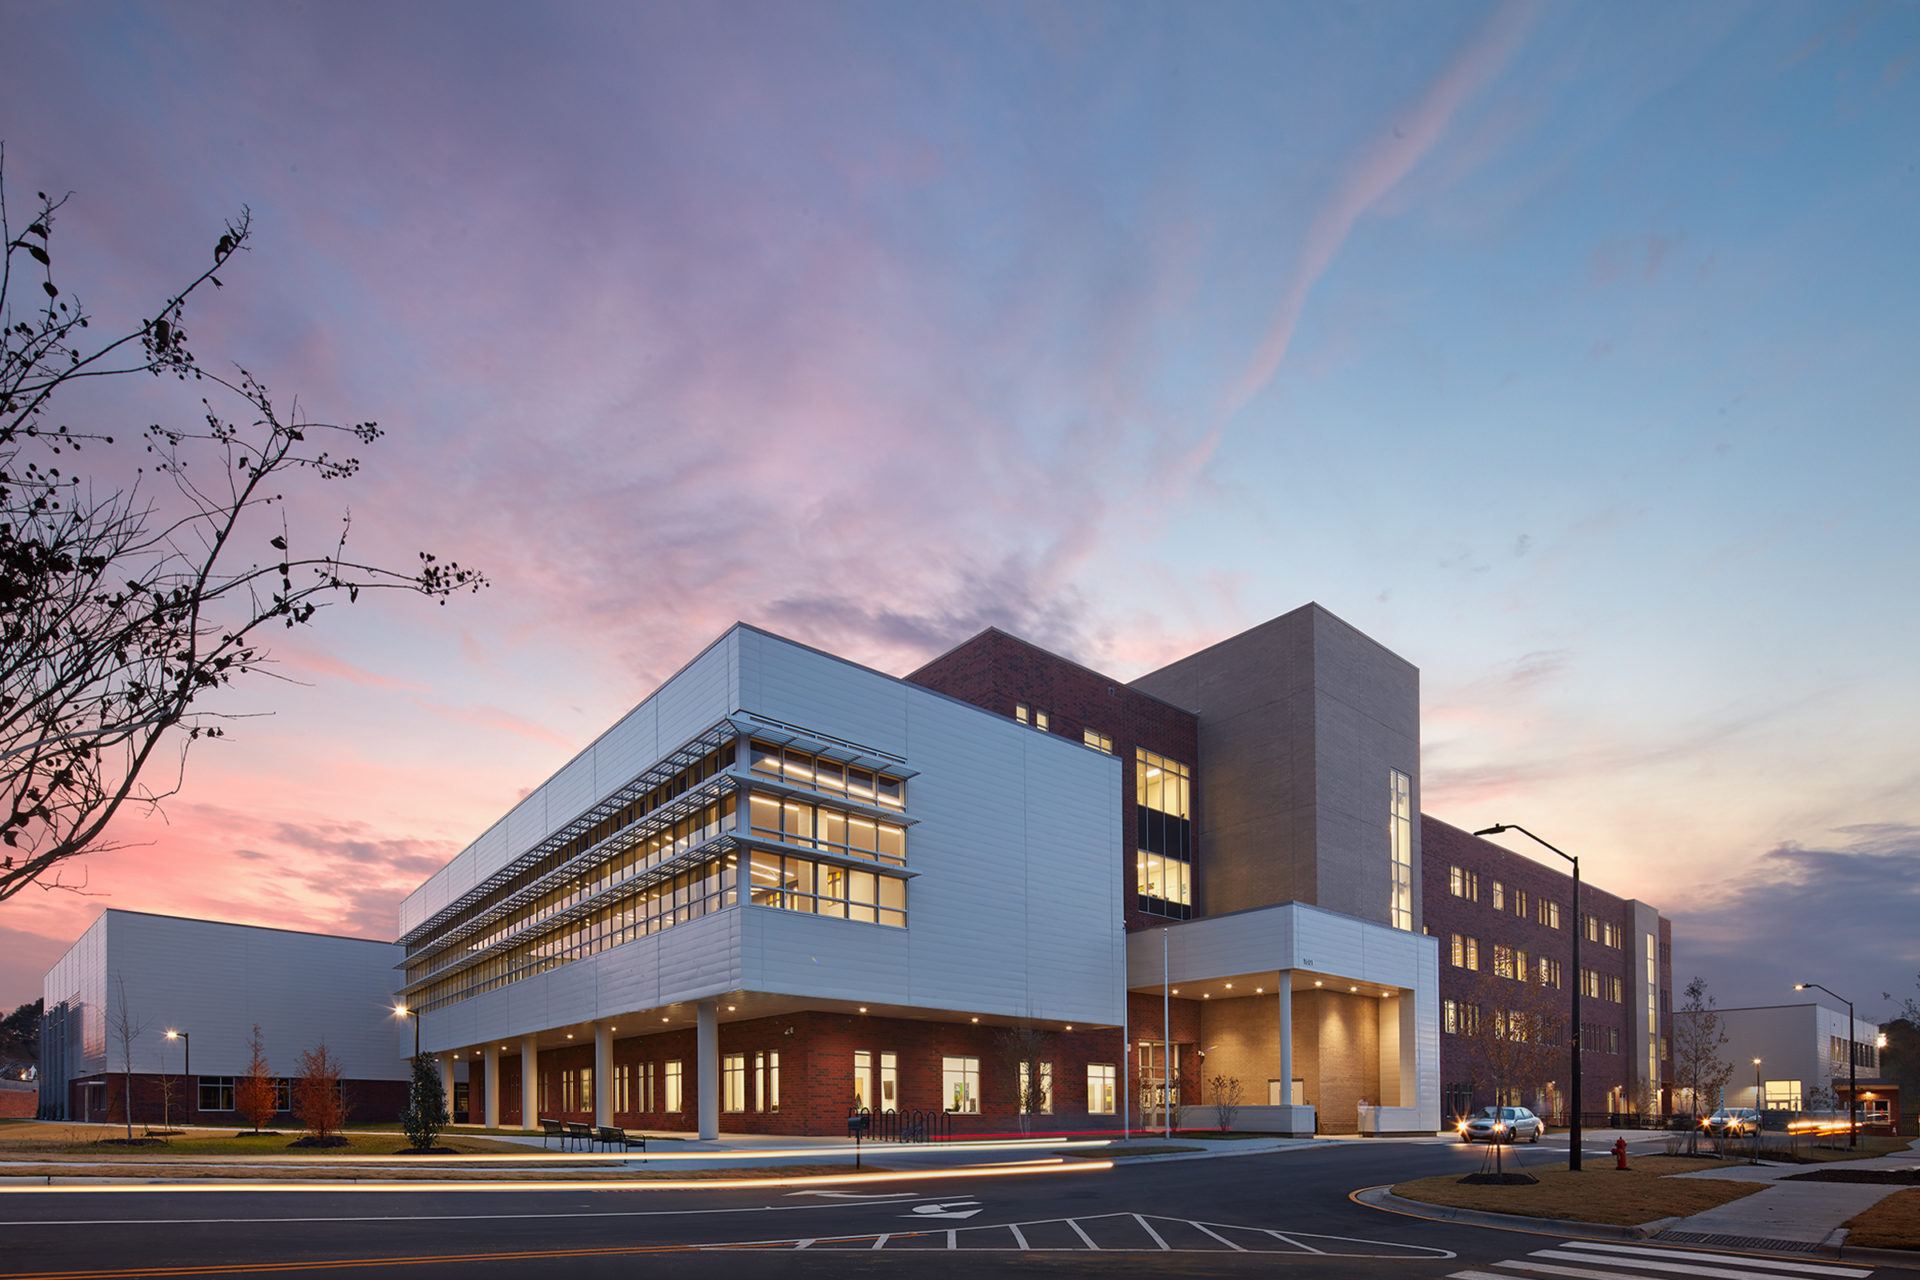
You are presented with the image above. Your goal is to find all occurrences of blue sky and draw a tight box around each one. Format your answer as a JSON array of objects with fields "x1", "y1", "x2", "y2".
[{"x1": 1, "y1": 0, "x2": 1915, "y2": 1019}]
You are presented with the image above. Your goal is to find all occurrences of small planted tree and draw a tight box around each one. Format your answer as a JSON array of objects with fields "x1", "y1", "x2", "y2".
[
  {"x1": 400, "y1": 1054, "x2": 449, "y2": 1152},
  {"x1": 1671, "y1": 977, "x2": 1734, "y2": 1155},
  {"x1": 292, "y1": 1041, "x2": 346, "y2": 1145},
  {"x1": 234, "y1": 1024, "x2": 276, "y2": 1134},
  {"x1": 1209, "y1": 1074, "x2": 1244, "y2": 1133},
  {"x1": 108, "y1": 977, "x2": 146, "y2": 1140}
]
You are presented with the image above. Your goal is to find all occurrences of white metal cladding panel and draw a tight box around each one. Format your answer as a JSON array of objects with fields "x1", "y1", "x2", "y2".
[
  {"x1": 652, "y1": 631, "x2": 738, "y2": 757},
  {"x1": 1018, "y1": 736, "x2": 1125, "y2": 1023},
  {"x1": 894, "y1": 691, "x2": 1124, "y2": 1024},
  {"x1": 741, "y1": 908, "x2": 914, "y2": 1005},
  {"x1": 97, "y1": 913, "x2": 407, "y2": 1079},
  {"x1": 504, "y1": 790, "x2": 549, "y2": 863},
  {"x1": 42, "y1": 914, "x2": 110, "y2": 1078},
  {"x1": 1414, "y1": 943, "x2": 1442, "y2": 1127},
  {"x1": 738, "y1": 629, "x2": 909, "y2": 758},
  {"x1": 592, "y1": 699, "x2": 660, "y2": 798},
  {"x1": 544, "y1": 752, "x2": 598, "y2": 834}
]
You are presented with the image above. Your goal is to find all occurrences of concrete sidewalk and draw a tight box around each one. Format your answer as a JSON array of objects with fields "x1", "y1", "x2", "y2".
[{"x1": 1655, "y1": 1138, "x2": 1920, "y2": 1254}]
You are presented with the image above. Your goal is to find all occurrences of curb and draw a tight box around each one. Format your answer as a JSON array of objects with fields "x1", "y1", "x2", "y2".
[
  {"x1": 1356, "y1": 1187, "x2": 1920, "y2": 1270},
  {"x1": 1353, "y1": 1186, "x2": 1673, "y2": 1239}
]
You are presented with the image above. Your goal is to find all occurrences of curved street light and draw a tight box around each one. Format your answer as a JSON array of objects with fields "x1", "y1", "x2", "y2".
[
  {"x1": 1474, "y1": 823, "x2": 1583, "y2": 1172},
  {"x1": 1796, "y1": 981, "x2": 1858, "y2": 1148}
]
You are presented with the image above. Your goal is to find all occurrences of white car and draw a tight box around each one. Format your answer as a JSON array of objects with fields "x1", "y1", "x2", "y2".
[{"x1": 1458, "y1": 1106, "x2": 1543, "y2": 1143}]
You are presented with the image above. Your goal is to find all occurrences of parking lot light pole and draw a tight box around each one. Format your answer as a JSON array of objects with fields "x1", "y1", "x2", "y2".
[
  {"x1": 394, "y1": 1003, "x2": 420, "y2": 1058},
  {"x1": 1475, "y1": 823, "x2": 1581, "y2": 1172},
  {"x1": 166, "y1": 1030, "x2": 189, "y2": 1120},
  {"x1": 1796, "y1": 981, "x2": 1857, "y2": 1148}
]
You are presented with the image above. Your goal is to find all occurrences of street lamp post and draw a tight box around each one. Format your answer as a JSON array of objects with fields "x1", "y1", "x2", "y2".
[
  {"x1": 165, "y1": 1030, "x2": 190, "y2": 1119},
  {"x1": 1475, "y1": 823, "x2": 1582, "y2": 1172},
  {"x1": 1752, "y1": 1058, "x2": 1763, "y2": 1164},
  {"x1": 1796, "y1": 981, "x2": 1858, "y2": 1148}
]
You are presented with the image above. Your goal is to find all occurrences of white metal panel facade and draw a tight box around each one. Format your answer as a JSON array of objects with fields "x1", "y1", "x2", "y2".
[
  {"x1": 40, "y1": 910, "x2": 408, "y2": 1115},
  {"x1": 407, "y1": 624, "x2": 1125, "y2": 1051}
]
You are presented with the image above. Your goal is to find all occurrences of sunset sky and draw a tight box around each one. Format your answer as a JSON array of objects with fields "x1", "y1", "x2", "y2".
[{"x1": 2, "y1": 1, "x2": 1916, "y2": 1020}]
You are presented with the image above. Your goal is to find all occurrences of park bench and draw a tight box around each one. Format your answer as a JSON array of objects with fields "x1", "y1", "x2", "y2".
[
  {"x1": 596, "y1": 1126, "x2": 646, "y2": 1159},
  {"x1": 564, "y1": 1121, "x2": 598, "y2": 1150},
  {"x1": 539, "y1": 1117, "x2": 567, "y2": 1149}
]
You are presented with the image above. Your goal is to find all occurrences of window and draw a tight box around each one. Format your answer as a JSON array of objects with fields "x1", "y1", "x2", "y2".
[
  {"x1": 1512, "y1": 888, "x2": 1528, "y2": 918},
  {"x1": 747, "y1": 794, "x2": 907, "y2": 866},
  {"x1": 1492, "y1": 944, "x2": 1515, "y2": 979},
  {"x1": 1388, "y1": 769, "x2": 1413, "y2": 930},
  {"x1": 615, "y1": 1062, "x2": 632, "y2": 1114},
  {"x1": 723, "y1": 1055, "x2": 746, "y2": 1112},
  {"x1": 942, "y1": 1056, "x2": 980, "y2": 1113},
  {"x1": 1450, "y1": 866, "x2": 1479, "y2": 901},
  {"x1": 199, "y1": 1077, "x2": 235, "y2": 1111},
  {"x1": 579, "y1": 1066, "x2": 593, "y2": 1114},
  {"x1": 749, "y1": 739, "x2": 906, "y2": 810},
  {"x1": 1539, "y1": 899, "x2": 1561, "y2": 929},
  {"x1": 273, "y1": 1078, "x2": 293, "y2": 1112},
  {"x1": 1443, "y1": 999, "x2": 1458, "y2": 1034},
  {"x1": 1018, "y1": 1061, "x2": 1053, "y2": 1114},
  {"x1": 1459, "y1": 1004, "x2": 1482, "y2": 1036},
  {"x1": 1466, "y1": 937, "x2": 1479, "y2": 970},
  {"x1": 746, "y1": 848, "x2": 907, "y2": 928},
  {"x1": 1537, "y1": 956, "x2": 1563, "y2": 988},
  {"x1": 664, "y1": 1060, "x2": 683, "y2": 1112},
  {"x1": 756, "y1": 1052, "x2": 780, "y2": 1112},
  {"x1": 1136, "y1": 750, "x2": 1194, "y2": 919},
  {"x1": 1014, "y1": 703, "x2": 1049, "y2": 731},
  {"x1": 1087, "y1": 1064, "x2": 1116, "y2": 1114},
  {"x1": 853, "y1": 1050, "x2": 897, "y2": 1110},
  {"x1": 1493, "y1": 881, "x2": 1505, "y2": 911},
  {"x1": 1083, "y1": 728, "x2": 1113, "y2": 754}
]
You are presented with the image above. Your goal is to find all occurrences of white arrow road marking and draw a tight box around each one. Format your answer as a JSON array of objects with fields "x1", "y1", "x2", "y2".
[
  {"x1": 786, "y1": 1190, "x2": 920, "y2": 1200},
  {"x1": 907, "y1": 1200, "x2": 983, "y2": 1219}
]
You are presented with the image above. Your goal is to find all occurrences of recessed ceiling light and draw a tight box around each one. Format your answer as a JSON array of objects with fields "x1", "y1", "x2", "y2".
[
  {"x1": 1203, "y1": 993, "x2": 1211, "y2": 999},
  {"x1": 971, "y1": 1017, "x2": 979, "y2": 1023},
  {"x1": 566, "y1": 1033, "x2": 574, "y2": 1039},
  {"x1": 661, "y1": 1017, "x2": 669, "y2": 1023},
  {"x1": 1350, "y1": 986, "x2": 1358, "y2": 993},
  {"x1": 1225, "y1": 983, "x2": 1233, "y2": 989},
  {"x1": 1065, "y1": 1025, "x2": 1073, "y2": 1031},
  {"x1": 1171, "y1": 988, "x2": 1179, "y2": 994},
  {"x1": 1314, "y1": 980, "x2": 1322, "y2": 987},
  {"x1": 727, "y1": 1005, "x2": 736, "y2": 1012},
  {"x1": 611, "y1": 1026, "x2": 618, "y2": 1032},
  {"x1": 859, "y1": 1007, "x2": 868, "y2": 1013},
  {"x1": 1255, "y1": 987, "x2": 1264, "y2": 994}
]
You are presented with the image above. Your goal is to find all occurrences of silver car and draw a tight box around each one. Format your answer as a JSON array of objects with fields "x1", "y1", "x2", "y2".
[{"x1": 1458, "y1": 1105, "x2": 1543, "y2": 1143}]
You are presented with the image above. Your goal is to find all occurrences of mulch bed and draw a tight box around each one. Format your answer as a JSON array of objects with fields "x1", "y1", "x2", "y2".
[
  {"x1": 1786, "y1": 1168, "x2": 1920, "y2": 1185},
  {"x1": 287, "y1": 1135, "x2": 351, "y2": 1148}
]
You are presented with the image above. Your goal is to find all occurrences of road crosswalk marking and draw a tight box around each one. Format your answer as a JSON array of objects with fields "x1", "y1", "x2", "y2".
[
  {"x1": 1449, "y1": 1239, "x2": 1875, "y2": 1280},
  {"x1": 720, "y1": 1211, "x2": 1458, "y2": 1255}
]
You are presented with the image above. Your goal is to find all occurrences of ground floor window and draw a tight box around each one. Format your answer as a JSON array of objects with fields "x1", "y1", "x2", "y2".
[
  {"x1": 723, "y1": 1055, "x2": 747, "y2": 1112},
  {"x1": 273, "y1": 1078, "x2": 293, "y2": 1111},
  {"x1": 1018, "y1": 1060, "x2": 1053, "y2": 1114},
  {"x1": 664, "y1": 1060, "x2": 683, "y2": 1112},
  {"x1": 943, "y1": 1056, "x2": 979, "y2": 1113},
  {"x1": 756, "y1": 1052, "x2": 779, "y2": 1112},
  {"x1": 199, "y1": 1077, "x2": 234, "y2": 1111},
  {"x1": 853, "y1": 1050, "x2": 898, "y2": 1110},
  {"x1": 1087, "y1": 1064, "x2": 1116, "y2": 1114},
  {"x1": 615, "y1": 1062, "x2": 632, "y2": 1113}
]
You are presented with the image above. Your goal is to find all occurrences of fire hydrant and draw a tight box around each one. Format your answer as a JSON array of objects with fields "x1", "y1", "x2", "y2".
[{"x1": 1613, "y1": 1137, "x2": 1629, "y2": 1170}]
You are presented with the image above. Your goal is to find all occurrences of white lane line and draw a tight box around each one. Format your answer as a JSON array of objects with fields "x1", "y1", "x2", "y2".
[
  {"x1": 0, "y1": 1198, "x2": 925, "y2": 1228},
  {"x1": 1555, "y1": 1243, "x2": 1874, "y2": 1277},
  {"x1": 1533, "y1": 1248, "x2": 1868, "y2": 1280},
  {"x1": 946, "y1": 1228, "x2": 957, "y2": 1250},
  {"x1": 1133, "y1": 1213, "x2": 1171, "y2": 1250},
  {"x1": 870, "y1": 1234, "x2": 889, "y2": 1249},
  {"x1": 1264, "y1": 1228, "x2": 1329, "y2": 1255},
  {"x1": 1067, "y1": 1218, "x2": 1099, "y2": 1250},
  {"x1": 1191, "y1": 1221, "x2": 1246, "y2": 1251},
  {"x1": 793, "y1": 1238, "x2": 815, "y2": 1250},
  {"x1": 1008, "y1": 1223, "x2": 1031, "y2": 1250}
]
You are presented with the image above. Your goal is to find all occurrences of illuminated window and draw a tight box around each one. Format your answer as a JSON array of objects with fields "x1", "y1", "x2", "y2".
[
  {"x1": 1083, "y1": 728, "x2": 1113, "y2": 754},
  {"x1": 1389, "y1": 770, "x2": 1413, "y2": 930},
  {"x1": 1450, "y1": 866, "x2": 1479, "y2": 901},
  {"x1": 1443, "y1": 999, "x2": 1458, "y2": 1034},
  {"x1": 943, "y1": 1056, "x2": 980, "y2": 1113},
  {"x1": 1018, "y1": 1060, "x2": 1053, "y2": 1114},
  {"x1": 1087, "y1": 1063, "x2": 1116, "y2": 1114},
  {"x1": 1137, "y1": 750, "x2": 1194, "y2": 919},
  {"x1": 756, "y1": 1052, "x2": 780, "y2": 1112},
  {"x1": 723, "y1": 1055, "x2": 746, "y2": 1112},
  {"x1": 664, "y1": 1060, "x2": 683, "y2": 1112},
  {"x1": 1492, "y1": 881, "x2": 1505, "y2": 911}
]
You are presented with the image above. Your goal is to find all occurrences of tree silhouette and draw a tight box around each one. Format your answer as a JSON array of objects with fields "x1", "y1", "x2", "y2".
[{"x1": 0, "y1": 152, "x2": 484, "y2": 900}]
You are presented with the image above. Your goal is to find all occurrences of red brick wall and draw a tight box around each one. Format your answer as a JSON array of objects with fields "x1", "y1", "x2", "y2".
[
  {"x1": 479, "y1": 1013, "x2": 1132, "y2": 1137},
  {"x1": 63, "y1": 1074, "x2": 407, "y2": 1128},
  {"x1": 1423, "y1": 815, "x2": 1669, "y2": 1116},
  {"x1": 907, "y1": 629, "x2": 1200, "y2": 931},
  {"x1": 0, "y1": 1087, "x2": 35, "y2": 1119}
]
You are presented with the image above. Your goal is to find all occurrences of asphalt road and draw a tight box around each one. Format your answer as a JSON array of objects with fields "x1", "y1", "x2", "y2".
[{"x1": 0, "y1": 1140, "x2": 1887, "y2": 1280}]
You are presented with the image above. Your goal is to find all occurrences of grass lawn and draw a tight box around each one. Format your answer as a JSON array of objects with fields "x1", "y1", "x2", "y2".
[
  {"x1": 0, "y1": 1121, "x2": 539, "y2": 1157},
  {"x1": 1843, "y1": 1187, "x2": 1920, "y2": 1251},
  {"x1": 1392, "y1": 1155, "x2": 1767, "y2": 1227}
]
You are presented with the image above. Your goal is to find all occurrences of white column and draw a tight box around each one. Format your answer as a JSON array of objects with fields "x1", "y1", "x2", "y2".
[
  {"x1": 520, "y1": 1040, "x2": 539, "y2": 1130},
  {"x1": 438, "y1": 1056, "x2": 455, "y2": 1121},
  {"x1": 697, "y1": 999, "x2": 719, "y2": 1140},
  {"x1": 1278, "y1": 980, "x2": 1294, "y2": 1111},
  {"x1": 483, "y1": 1045, "x2": 500, "y2": 1129},
  {"x1": 595, "y1": 1023, "x2": 614, "y2": 1128}
]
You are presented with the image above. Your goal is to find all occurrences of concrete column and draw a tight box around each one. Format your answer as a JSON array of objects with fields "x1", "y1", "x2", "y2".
[
  {"x1": 483, "y1": 1045, "x2": 500, "y2": 1129},
  {"x1": 1278, "y1": 980, "x2": 1294, "y2": 1107},
  {"x1": 438, "y1": 1056, "x2": 455, "y2": 1119},
  {"x1": 520, "y1": 1040, "x2": 539, "y2": 1130},
  {"x1": 595, "y1": 1023, "x2": 614, "y2": 1128},
  {"x1": 697, "y1": 998, "x2": 719, "y2": 1140}
]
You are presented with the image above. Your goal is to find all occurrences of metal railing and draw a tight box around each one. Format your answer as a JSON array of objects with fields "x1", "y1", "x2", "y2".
[{"x1": 848, "y1": 1106, "x2": 952, "y2": 1143}]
